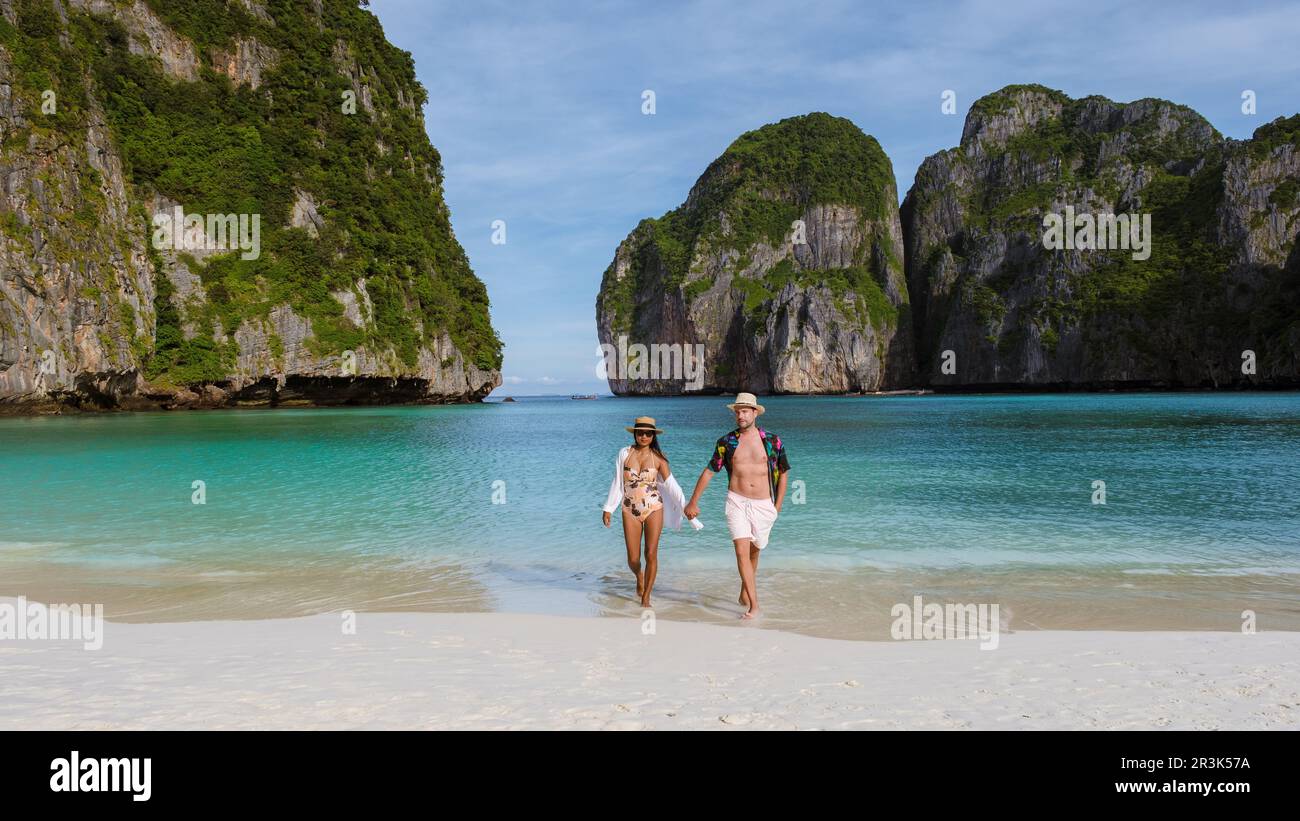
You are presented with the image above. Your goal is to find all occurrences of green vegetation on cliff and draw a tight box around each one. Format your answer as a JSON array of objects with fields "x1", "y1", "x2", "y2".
[
  {"x1": 962, "y1": 89, "x2": 1220, "y2": 233},
  {"x1": 1248, "y1": 114, "x2": 1300, "y2": 161},
  {"x1": 0, "y1": 1, "x2": 90, "y2": 137},
  {"x1": 668, "y1": 112, "x2": 893, "y2": 280},
  {"x1": 598, "y1": 112, "x2": 898, "y2": 335},
  {"x1": 925, "y1": 85, "x2": 1246, "y2": 353},
  {"x1": 1, "y1": 0, "x2": 144, "y2": 366},
  {"x1": 906, "y1": 83, "x2": 1300, "y2": 382},
  {"x1": 1, "y1": 0, "x2": 501, "y2": 384},
  {"x1": 1078, "y1": 159, "x2": 1231, "y2": 321}
]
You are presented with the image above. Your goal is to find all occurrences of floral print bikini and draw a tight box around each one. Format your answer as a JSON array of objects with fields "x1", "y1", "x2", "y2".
[{"x1": 622, "y1": 462, "x2": 664, "y2": 522}]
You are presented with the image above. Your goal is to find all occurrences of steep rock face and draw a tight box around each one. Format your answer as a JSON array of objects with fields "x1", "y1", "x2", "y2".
[
  {"x1": 600, "y1": 89, "x2": 1299, "y2": 395},
  {"x1": 0, "y1": 4, "x2": 154, "y2": 412},
  {"x1": 0, "y1": 0, "x2": 501, "y2": 412},
  {"x1": 596, "y1": 113, "x2": 913, "y2": 395},
  {"x1": 901, "y1": 84, "x2": 1299, "y2": 388}
]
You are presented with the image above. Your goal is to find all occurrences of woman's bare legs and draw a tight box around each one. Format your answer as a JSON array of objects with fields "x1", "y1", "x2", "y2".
[
  {"x1": 621, "y1": 508, "x2": 645, "y2": 599},
  {"x1": 641, "y1": 507, "x2": 663, "y2": 608}
]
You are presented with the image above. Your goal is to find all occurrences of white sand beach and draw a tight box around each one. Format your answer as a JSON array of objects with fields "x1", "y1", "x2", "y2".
[{"x1": 2, "y1": 599, "x2": 1297, "y2": 730}]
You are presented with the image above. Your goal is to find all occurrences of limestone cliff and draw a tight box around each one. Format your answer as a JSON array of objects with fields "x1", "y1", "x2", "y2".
[
  {"x1": 901, "y1": 85, "x2": 1299, "y2": 388},
  {"x1": 596, "y1": 113, "x2": 913, "y2": 394},
  {"x1": 598, "y1": 90, "x2": 1299, "y2": 394},
  {"x1": 0, "y1": 0, "x2": 501, "y2": 412}
]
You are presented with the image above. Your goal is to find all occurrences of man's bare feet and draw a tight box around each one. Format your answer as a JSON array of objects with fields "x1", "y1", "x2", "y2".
[{"x1": 740, "y1": 609, "x2": 759, "y2": 620}]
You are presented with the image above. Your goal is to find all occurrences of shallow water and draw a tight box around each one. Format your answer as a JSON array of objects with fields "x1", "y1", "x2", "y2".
[{"x1": 2, "y1": 393, "x2": 1298, "y2": 638}]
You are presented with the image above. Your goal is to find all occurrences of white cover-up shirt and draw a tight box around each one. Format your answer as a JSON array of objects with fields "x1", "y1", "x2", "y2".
[{"x1": 603, "y1": 446, "x2": 690, "y2": 530}]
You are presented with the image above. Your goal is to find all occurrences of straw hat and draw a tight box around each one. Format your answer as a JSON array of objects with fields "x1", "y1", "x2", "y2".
[
  {"x1": 725, "y1": 392, "x2": 765, "y2": 414},
  {"x1": 625, "y1": 416, "x2": 665, "y2": 434}
]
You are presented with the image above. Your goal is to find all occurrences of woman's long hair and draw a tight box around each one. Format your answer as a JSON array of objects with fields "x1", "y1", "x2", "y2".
[{"x1": 632, "y1": 431, "x2": 669, "y2": 466}]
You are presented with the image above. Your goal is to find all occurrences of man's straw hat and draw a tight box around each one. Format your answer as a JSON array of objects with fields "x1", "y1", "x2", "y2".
[{"x1": 725, "y1": 392, "x2": 765, "y2": 414}]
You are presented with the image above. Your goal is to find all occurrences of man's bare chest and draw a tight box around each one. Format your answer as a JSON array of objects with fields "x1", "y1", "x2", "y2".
[{"x1": 733, "y1": 436, "x2": 767, "y2": 466}]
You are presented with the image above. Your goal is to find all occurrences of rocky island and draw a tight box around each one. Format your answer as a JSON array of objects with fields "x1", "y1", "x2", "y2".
[
  {"x1": 597, "y1": 87, "x2": 1299, "y2": 394},
  {"x1": 0, "y1": 0, "x2": 501, "y2": 413}
]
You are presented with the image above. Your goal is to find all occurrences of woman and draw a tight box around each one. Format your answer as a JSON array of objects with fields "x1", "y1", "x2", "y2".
[{"x1": 602, "y1": 417, "x2": 691, "y2": 608}]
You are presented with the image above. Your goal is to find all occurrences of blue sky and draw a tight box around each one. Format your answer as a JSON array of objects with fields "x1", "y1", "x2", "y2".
[{"x1": 368, "y1": 0, "x2": 1300, "y2": 396}]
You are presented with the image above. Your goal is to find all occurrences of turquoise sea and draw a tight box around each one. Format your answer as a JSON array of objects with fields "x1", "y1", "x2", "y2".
[{"x1": 2, "y1": 393, "x2": 1298, "y2": 638}]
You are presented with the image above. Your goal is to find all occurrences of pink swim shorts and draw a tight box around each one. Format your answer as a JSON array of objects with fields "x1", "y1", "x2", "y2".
[{"x1": 724, "y1": 490, "x2": 778, "y2": 549}]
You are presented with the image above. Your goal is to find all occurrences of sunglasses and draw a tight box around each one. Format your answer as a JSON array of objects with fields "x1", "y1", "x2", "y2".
[{"x1": 634, "y1": 430, "x2": 655, "y2": 436}]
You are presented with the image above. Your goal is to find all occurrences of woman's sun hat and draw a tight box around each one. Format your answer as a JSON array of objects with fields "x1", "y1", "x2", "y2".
[
  {"x1": 625, "y1": 416, "x2": 665, "y2": 434},
  {"x1": 725, "y1": 392, "x2": 765, "y2": 415}
]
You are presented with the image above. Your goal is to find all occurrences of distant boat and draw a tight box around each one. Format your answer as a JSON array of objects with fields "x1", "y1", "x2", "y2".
[{"x1": 570, "y1": 394, "x2": 598, "y2": 400}]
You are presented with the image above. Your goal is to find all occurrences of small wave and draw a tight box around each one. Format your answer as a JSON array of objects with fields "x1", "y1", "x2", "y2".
[
  {"x1": 41, "y1": 554, "x2": 180, "y2": 569},
  {"x1": 0, "y1": 541, "x2": 72, "y2": 551}
]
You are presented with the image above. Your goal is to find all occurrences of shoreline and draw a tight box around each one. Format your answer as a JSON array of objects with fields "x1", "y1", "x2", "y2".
[
  {"x1": 0, "y1": 389, "x2": 494, "y2": 417},
  {"x1": 6, "y1": 385, "x2": 1300, "y2": 416},
  {"x1": 3, "y1": 601, "x2": 1296, "y2": 730},
  {"x1": 607, "y1": 385, "x2": 1300, "y2": 398},
  {"x1": 6, "y1": 561, "x2": 1299, "y2": 638}
]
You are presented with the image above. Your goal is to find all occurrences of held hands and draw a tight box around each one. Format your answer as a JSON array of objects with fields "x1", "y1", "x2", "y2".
[{"x1": 684, "y1": 501, "x2": 699, "y2": 520}]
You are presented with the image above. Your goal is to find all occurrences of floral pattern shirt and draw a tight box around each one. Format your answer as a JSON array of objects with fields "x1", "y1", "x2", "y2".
[{"x1": 706, "y1": 427, "x2": 790, "y2": 503}]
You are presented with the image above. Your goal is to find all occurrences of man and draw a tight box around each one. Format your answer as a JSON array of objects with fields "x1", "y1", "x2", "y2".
[{"x1": 684, "y1": 392, "x2": 790, "y2": 620}]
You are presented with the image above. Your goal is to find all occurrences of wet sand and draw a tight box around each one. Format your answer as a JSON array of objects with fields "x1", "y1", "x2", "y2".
[{"x1": 3, "y1": 555, "x2": 1298, "y2": 638}]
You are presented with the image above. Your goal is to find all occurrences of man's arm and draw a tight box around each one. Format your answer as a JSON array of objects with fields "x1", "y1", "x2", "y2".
[
  {"x1": 686, "y1": 438, "x2": 727, "y2": 519},
  {"x1": 773, "y1": 469, "x2": 789, "y2": 513},
  {"x1": 773, "y1": 438, "x2": 791, "y2": 512},
  {"x1": 683, "y1": 468, "x2": 714, "y2": 519}
]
